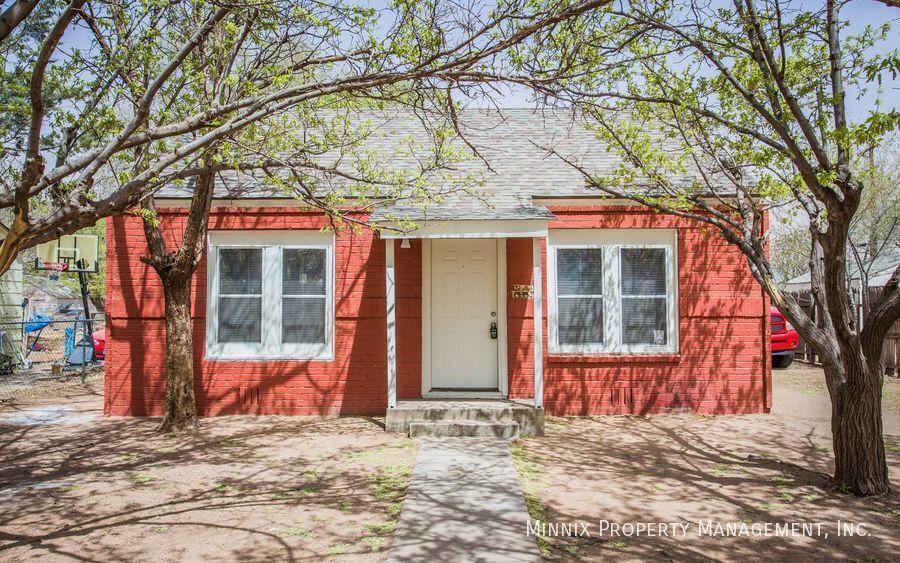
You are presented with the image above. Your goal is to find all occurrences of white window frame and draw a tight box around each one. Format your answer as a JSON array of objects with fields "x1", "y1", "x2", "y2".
[
  {"x1": 206, "y1": 231, "x2": 335, "y2": 361},
  {"x1": 548, "y1": 229, "x2": 678, "y2": 355}
]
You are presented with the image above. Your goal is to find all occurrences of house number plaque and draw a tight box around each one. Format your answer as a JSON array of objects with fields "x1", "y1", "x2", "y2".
[{"x1": 511, "y1": 285, "x2": 534, "y2": 299}]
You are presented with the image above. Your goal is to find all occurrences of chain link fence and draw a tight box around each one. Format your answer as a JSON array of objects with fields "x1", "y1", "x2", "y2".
[{"x1": 0, "y1": 318, "x2": 105, "y2": 401}]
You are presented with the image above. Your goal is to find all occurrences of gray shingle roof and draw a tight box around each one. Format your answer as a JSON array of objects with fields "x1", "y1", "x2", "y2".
[
  {"x1": 784, "y1": 251, "x2": 900, "y2": 287},
  {"x1": 156, "y1": 108, "x2": 700, "y2": 221}
]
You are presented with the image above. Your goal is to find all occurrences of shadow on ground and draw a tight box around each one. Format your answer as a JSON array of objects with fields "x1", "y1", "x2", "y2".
[
  {"x1": 0, "y1": 380, "x2": 416, "y2": 562},
  {"x1": 517, "y1": 364, "x2": 900, "y2": 562}
]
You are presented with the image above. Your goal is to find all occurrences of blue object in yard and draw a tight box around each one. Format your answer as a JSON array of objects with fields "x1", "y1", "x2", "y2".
[
  {"x1": 24, "y1": 313, "x2": 51, "y2": 333},
  {"x1": 24, "y1": 314, "x2": 52, "y2": 357},
  {"x1": 65, "y1": 326, "x2": 95, "y2": 366},
  {"x1": 65, "y1": 327, "x2": 75, "y2": 357}
]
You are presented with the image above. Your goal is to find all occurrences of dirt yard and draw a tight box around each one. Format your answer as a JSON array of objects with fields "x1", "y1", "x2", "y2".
[
  {"x1": 517, "y1": 364, "x2": 900, "y2": 562},
  {"x1": 0, "y1": 381, "x2": 416, "y2": 562},
  {"x1": 2, "y1": 366, "x2": 899, "y2": 562}
]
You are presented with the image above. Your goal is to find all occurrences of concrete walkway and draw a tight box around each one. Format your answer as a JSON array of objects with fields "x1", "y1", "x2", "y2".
[{"x1": 389, "y1": 438, "x2": 542, "y2": 563}]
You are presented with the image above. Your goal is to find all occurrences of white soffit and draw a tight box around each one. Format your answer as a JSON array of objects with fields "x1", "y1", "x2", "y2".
[{"x1": 379, "y1": 219, "x2": 549, "y2": 239}]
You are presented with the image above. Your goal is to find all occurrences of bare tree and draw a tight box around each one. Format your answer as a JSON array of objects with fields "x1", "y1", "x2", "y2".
[{"x1": 504, "y1": 0, "x2": 900, "y2": 495}]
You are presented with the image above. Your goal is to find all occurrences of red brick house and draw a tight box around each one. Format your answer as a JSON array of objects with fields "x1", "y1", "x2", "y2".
[{"x1": 104, "y1": 110, "x2": 771, "y2": 430}]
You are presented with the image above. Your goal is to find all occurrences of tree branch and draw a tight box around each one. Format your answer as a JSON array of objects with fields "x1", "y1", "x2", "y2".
[{"x1": 0, "y1": 0, "x2": 39, "y2": 43}]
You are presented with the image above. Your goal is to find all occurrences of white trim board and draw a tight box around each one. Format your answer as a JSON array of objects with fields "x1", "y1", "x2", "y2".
[
  {"x1": 386, "y1": 239, "x2": 397, "y2": 409},
  {"x1": 381, "y1": 219, "x2": 549, "y2": 239}
]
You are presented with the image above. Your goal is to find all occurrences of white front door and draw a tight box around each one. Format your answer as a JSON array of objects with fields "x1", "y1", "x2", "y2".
[{"x1": 430, "y1": 239, "x2": 499, "y2": 389}]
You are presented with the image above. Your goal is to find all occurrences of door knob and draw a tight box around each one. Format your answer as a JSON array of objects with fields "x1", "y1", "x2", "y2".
[{"x1": 490, "y1": 322, "x2": 498, "y2": 339}]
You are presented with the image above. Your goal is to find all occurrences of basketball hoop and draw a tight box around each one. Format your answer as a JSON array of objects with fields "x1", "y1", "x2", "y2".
[{"x1": 34, "y1": 234, "x2": 99, "y2": 273}]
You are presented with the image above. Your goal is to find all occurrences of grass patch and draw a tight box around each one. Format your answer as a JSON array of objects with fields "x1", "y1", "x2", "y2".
[
  {"x1": 212, "y1": 481, "x2": 238, "y2": 493},
  {"x1": 545, "y1": 418, "x2": 570, "y2": 431},
  {"x1": 327, "y1": 543, "x2": 351, "y2": 555},
  {"x1": 364, "y1": 521, "x2": 397, "y2": 536},
  {"x1": 510, "y1": 443, "x2": 541, "y2": 486},
  {"x1": 292, "y1": 487, "x2": 315, "y2": 497},
  {"x1": 510, "y1": 442, "x2": 552, "y2": 556},
  {"x1": 770, "y1": 473, "x2": 796, "y2": 487},
  {"x1": 779, "y1": 491, "x2": 797, "y2": 503},
  {"x1": 885, "y1": 441, "x2": 900, "y2": 454},
  {"x1": 710, "y1": 464, "x2": 732, "y2": 477},
  {"x1": 280, "y1": 527, "x2": 315, "y2": 539},
  {"x1": 130, "y1": 473, "x2": 158, "y2": 485},
  {"x1": 369, "y1": 465, "x2": 412, "y2": 500},
  {"x1": 386, "y1": 501, "x2": 403, "y2": 518},
  {"x1": 361, "y1": 536, "x2": 386, "y2": 552},
  {"x1": 338, "y1": 501, "x2": 353, "y2": 511}
]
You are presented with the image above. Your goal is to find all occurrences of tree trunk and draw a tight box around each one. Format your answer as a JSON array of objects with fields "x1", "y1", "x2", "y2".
[
  {"x1": 157, "y1": 272, "x2": 198, "y2": 433},
  {"x1": 142, "y1": 167, "x2": 214, "y2": 433},
  {"x1": 827, "y1": 358, "x2": 889, "y2": 495}
]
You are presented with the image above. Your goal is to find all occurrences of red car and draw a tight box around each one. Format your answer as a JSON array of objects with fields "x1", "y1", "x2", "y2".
[
  {"x1": 771, "y1": 307, "x2": 799, "y2": 368},
  {"x1": 92, "y1": 330, "x2": 106, "y2": 361}
]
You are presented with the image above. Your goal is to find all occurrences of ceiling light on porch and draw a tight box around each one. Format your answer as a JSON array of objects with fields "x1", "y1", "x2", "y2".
[{"x1": 400, "y1": 238, "x2": 411, "y2": 249}]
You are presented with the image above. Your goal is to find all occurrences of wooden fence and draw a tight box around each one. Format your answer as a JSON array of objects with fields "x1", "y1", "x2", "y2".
[{"x1": 788, "y1": 287, "x2": 900, "y2": 376}]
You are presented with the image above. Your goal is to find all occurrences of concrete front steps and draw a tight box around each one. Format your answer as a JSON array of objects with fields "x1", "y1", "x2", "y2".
[
  {"x1": 386, "y1": 400, "x2": 544, "y2": 438},
  {"x1": 408, "y1": 420, "x2": 520, "y2": 438}
]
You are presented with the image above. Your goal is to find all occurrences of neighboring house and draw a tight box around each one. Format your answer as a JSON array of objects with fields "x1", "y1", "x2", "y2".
[
  {"x1": 0, "y1": 222, "x2": 24, "y2": 358},
  {"x1": 104, "y1": 109, "x2": 771, "y2": 420},
  {"x1": 23, "y1": 275, "x2": 98, "y2": 319},
  {"x1": 782, "y1": 252, "x2": 900, "y2": 293}
]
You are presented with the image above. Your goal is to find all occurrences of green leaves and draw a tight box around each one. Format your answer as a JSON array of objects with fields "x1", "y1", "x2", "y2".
[{"x1": 529, "y1": 0, "x2": 896, "y2": 215}]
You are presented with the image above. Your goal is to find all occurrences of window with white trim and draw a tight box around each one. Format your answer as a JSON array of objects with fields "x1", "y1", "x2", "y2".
[
  {"x1": 206, "y1": 231, "x2": 334, "y2": 360},
  {"x1": 548, "y1": 230, "x2": 678, "y2": 354}
]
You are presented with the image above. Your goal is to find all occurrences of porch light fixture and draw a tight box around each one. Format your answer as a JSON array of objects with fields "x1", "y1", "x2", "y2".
[{"x1": 400, "y1": 238, "x2": 411, "y2": 249}]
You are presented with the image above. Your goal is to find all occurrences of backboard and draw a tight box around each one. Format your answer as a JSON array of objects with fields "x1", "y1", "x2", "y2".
[{"x1": 35, "y1": 234, "x2": 100, "y2": 273}]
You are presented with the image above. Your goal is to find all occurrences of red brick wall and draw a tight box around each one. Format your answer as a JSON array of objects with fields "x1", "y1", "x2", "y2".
[
  {"x1": 106, "y1": 205, "x2": 770, "y2": 417},
  {"x1": 505, "y1": 206, "x2": 771, "y2": 415},
  {"x1": 105, "y1": 208, "x2": 423, "y2": 416}
]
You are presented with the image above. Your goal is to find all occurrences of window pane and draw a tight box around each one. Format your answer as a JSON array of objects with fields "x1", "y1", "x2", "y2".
[
  {"x1": 621, "y1": 248, "x2": 666, "y2": 295},
  {"x1": 558, "y1": 297, "x2": 603, "y2": 345},
  {"x1": 283, "y1": 248, "x2": 326, "y2": 295},
  {"x1": 283, "y1": 298, "x2": 326, "y2": 344},
  {"x1": 622, "y1": 297, "x2": 667, "y2": 345},
  {"x1": 219, "y1": 248, "x2": 262, "y2": 294},
  {"x1": 218, "y1": 296, "x2": 262, "y2": 343},
  {"x1": 557, "y1": 249, "x2": 603, "y2": 295}
]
